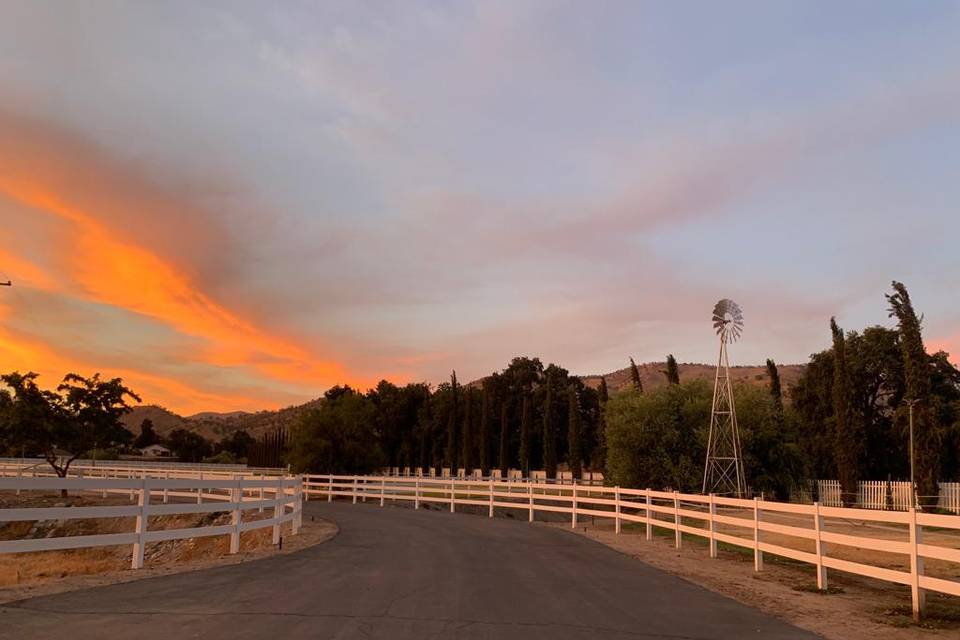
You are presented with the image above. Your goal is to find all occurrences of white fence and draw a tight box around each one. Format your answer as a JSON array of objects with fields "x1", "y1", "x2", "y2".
[
  {"x1": 304, "y1": 474, "x2": 960, "y2": 621},
  {"x1": 790, "y1": 480, "x2": 959, "y2": 513},
  {"x1": 0, "y1": 457, "x2": 286, "y2": 474},
  {"x1": 0, "y1": 466, "x2": 303, "y2": 569},
  {"x1": 382, "y1": 467, "x2": 605, "y2": 485}
]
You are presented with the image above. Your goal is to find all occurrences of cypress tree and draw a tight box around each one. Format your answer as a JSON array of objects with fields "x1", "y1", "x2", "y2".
[
  {"x1": 444, "y1": 370, "x2": 459, "y2": 472},
  {"x1": 595, "y1": 376, "x2": 609, "y2": 473},
  {"x1": 519, "y1": 394, "x2": 531, "y2": 476},
  {"x1": 831, "y1": 318, "x2": 858, "y2": 505},
  {"x1": 543, "y1": 371, "x2": 557, "y2": 479},
  {"x1": 479, "y1": 386, "x2": 491, "y2": 475},
  {"x1": 567, "y1": 387, "x2": 582, "y2": 480},
  {"x1": 629, "y1": 357, "x2": 643, "y2": 392},
  {"x1": 766, "y1": 358, "x2": 784, "y2": 415},
  {"x1": 461, "y1": 387, "x2": 473, "y2": 474},
  {"x1": 664, "y1": 354, "x2": 680, "y2": 385},
  {"x1": 498, "y1": 401, "x2": 509, "y2": 476},
  {"x1": 888, "y1": 281, "x2": 939, "y2": 504}
]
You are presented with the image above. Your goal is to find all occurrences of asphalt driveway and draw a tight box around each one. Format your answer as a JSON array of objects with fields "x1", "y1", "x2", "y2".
[{"x1": 0, "y1": 500, "x2": 820, "y2": 639}]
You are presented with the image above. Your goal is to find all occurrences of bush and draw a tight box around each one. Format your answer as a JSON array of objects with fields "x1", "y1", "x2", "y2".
[
  {"x1": 203, "y1": 450, "x2": 239, "y2": 465},
  {"x1": 604, "y1": 379, "x2": 802, "y2": 495}
]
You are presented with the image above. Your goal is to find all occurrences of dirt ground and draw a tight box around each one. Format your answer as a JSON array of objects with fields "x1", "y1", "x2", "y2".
[
  {"x1": 549, "y1": 516, "x2": 960, "y2": 640},
  {"x1": 0, "y1": 492, "x2": 337, "y2": 604}
]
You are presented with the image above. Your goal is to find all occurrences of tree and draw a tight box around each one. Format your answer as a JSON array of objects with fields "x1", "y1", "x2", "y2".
[
  {"x1": 605, "y1": 379, "x2": 800, "y2": 494},
  {"x1": 444, "y1": 371, "x2": 459, "y2": 471},
  {"x1": 766, "y1": 359, "x2": 784, "y2": 415},
  {"x1": 519, "y1": 394, "x2": 531, "y2": 476},
  {"x1": 498, "y1": 401, "x2": 509, "y2": 476},
  {"x1": 0, "y1": 372, "x2": 139, "y2": 484},
  {"x1": 134, "y1": 418, "x2": 158, "y2": 449},
  {"x1": 831, "y1": 318, "x2": 859, "y2": 505},
  {"x1": 594, "y1": 377, "x2": 609, "y2": 473},
  {"x1": 218, "y1": 429, "x2": 254, "y2": 459},
  {"x1": 287, "y1": 387, "x2": 383, "y2": 474},
  {"x1": 629, "y1": 358, "x2": 643, "y2": 392},
  {"x1": 542, "y1": 371, "x2": 557, "y2": 479},
  {"x1": 479, "y1": 386, "x2": 491, "y2": 475},
  {"x1": 664, "y1": 355, "x2": 680, "y2": 385},
  {"x1": 461, "y1": 387, "x2": 474, "y2": 473},
  {"x1": 888, "y1": 281, "x2": 941, "y2": 505},
  {"x1": 167, "y1": 428, "x2": 212, "y2": 463},
  {"x1": 568, "y1": 387, "x2": 582, "y2": 479},
  {"x1": 56, "y1": 373, "x2": 139, "y2": 455}
]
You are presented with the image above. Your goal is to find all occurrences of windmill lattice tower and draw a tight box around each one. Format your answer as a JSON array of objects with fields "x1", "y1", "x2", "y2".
[{"x1": 702, "y1": 299, "x2": 746, "y2": 498}]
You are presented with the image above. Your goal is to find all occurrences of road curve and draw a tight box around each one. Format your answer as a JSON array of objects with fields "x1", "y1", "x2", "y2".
[{"x1": 1, "y1": 501, "x2": 819, "y2": 639}]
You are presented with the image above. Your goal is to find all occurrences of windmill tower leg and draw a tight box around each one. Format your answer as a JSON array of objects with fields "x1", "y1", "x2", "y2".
[{"x1": 703, "y1": 336, "x2": 746, "y2": 497}]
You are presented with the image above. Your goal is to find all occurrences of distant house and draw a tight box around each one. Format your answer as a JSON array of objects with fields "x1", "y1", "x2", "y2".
[{"x1": 141, "y1": 444, "x2": 172, "y2": 457}]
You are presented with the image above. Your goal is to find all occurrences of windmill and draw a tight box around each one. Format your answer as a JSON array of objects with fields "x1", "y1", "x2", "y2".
[{"x1": 702, "y1": 299, "x2": 746, "y2": 497}]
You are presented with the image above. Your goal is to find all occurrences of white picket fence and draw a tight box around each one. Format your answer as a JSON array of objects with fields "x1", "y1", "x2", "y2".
[
  {"x1": 304, "y1": 473, "x2": 960, "y2": 621},
  {"x1": 0, "y1": 465, "x2": 303, "y2": 569},
  {"x1": 940, "y1": 483, "x2": 960, "y2": 515},
  {"x1": 383, "y1": 467, "x2": 605, "y2": 486},
  {"x1": 790, "y1": 480, "x2": 958, "y2": 513}
]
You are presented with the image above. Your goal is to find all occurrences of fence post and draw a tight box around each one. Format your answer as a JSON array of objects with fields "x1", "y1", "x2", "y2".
[
  {"x1": 450, "y1": 480, "x2": 456, "y2": 513},
  {"x1": 571, "y1": 484, "x2": 578, "y2": 528},
  {"x1": 908, "y1": 507, "x2": 926, "y2": 622},
  {"x1": 645, "y1": 489, "x2": 653, "y2": 541},
  {"x1": 272, "y1": 478, "x2": 282, "y2": 546},
  {"x1": 293, "y1": 477, "x2": 302, "y2": 535},
  {"x1": 163, "y1": 470, "x2": 169, "y2": 504},
  {"x1": 230, "y1": 477, "x2": 242, "y2": 554},
  {"x1": 615, "y1": 486, "x2": 621, "y2": 535},
  {"x1": 489, "y1": 479, "x2": 494, "y2": 518},
  {"x1": 352, "y1": 476, "x2": 358, "y2": 504},
  {"x1": 259, "y1": 474, "x2": 265, "y2": 513},
  {"x1": 415, "y1": 477, "x2": 420, "y2": 509},
  {"x1": 753, "y1": 497, "x2": 763, "y2": 571},
  {"x1": 131, "y1": 476, "x2": 149, "y2": 569},
  {"x1": 129, "y1": 469, "x2": 135, "y2": 501},
  {"x1": 101, "y1": 468, "x2": 108, "y2": 498},
  {"x1": 673, "y1": 491, "x2": 681, "y2": 549},
  {"x1": 380, "y1": 476, "x2": 385, "y2": 507},
  {"x1": 197, "y1": 471, "x2": 204, "y2": 504},
  {"x1": 528, "y1": 482, "x2": 534, "y2": 522},
  {"x1": 709, "y1": 493, "x2": 717, "y2": 558},
  {"x1": 16, "y1": 467, "x2": 21, "y2": 495},
  {"x1": 328, "y1": 475, "x2": 333, "y2": 502},
  {"x1": 813, "y1": 501, "x2": 828, "y2": 590}
]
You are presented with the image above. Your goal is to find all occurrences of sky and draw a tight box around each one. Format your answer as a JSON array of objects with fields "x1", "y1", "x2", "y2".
[{"x1": 1, "y1": 1, "x2": 959, "y2": 414}]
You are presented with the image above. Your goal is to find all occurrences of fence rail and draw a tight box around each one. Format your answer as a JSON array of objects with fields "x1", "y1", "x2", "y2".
[
  {"x1": 304, "y1": 473, "x2": 960, "y2": 621},
  {"x1": 0, "y1": 467, "x2": 303, "y2": 569}
]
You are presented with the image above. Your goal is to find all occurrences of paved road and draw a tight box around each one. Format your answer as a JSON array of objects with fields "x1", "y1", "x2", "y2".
[{"x1": 1, "y1": 501, "x2": 819, "y2": 639}]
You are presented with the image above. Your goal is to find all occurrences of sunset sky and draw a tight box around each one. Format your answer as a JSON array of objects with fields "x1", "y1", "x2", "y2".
[{"x1": 1, "y1": 1, "x2": 959, "y2": 414}]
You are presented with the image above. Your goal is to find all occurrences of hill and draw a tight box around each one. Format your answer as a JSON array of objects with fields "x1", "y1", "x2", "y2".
[
  {"x1": 122, "y1": 398, "x2": 322, "y2": 442},
  {"x1": 580, "y1": 361, "x2": 805, "y2": 396},
  {"x1": 121, "y1": 361, "x2": 804, "y2": 444}
]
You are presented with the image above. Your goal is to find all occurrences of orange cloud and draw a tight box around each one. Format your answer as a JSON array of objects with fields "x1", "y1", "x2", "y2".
[
  {"x1": 0, "y1": 109, "x2": 384, "y2": 410},
  {"x1": 0, "y1": 247, "x2": 58, "y2": 291},
  {"x1": 0, "y1": 326, "x2": 276, "y2": 414}
]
